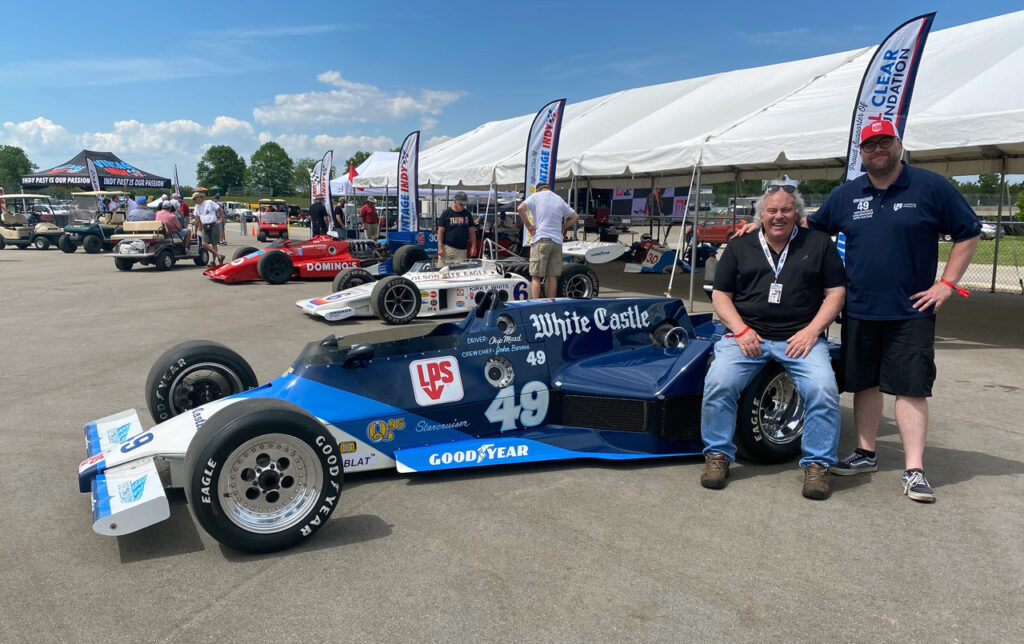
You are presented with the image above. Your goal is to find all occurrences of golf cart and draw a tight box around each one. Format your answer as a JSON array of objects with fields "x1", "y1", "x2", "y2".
[
  {"x1": 108, "y1": 220, "x2": 209, "y2": 271},
  {"x1": 60, "y1": 191, "x2": 127, "y2": 254},
  {"x1": 256, "y1": 199, "x2": 289, "y2": 242},
  {"x1": 0, "y1": 194, "x2": 66, "y2": 250}
]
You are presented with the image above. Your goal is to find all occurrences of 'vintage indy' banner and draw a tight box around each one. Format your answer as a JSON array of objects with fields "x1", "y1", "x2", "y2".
[
  {"x1": 397, "y1": 131, "x2": 420, "y2": 232},
  {"x1": 845, "y1": 13, "x2": 934, "y2": 182},
  {"x1": 523, "y1": 98, "x2": 566, "y2": 194}
]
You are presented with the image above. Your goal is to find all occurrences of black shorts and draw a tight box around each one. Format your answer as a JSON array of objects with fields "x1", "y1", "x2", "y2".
[{"x1": 840, "y1": 316, "x2": 936, "y2": 397}]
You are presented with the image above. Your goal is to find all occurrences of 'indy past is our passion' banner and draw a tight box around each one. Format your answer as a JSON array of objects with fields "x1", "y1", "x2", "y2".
[
  {"x1": 845, "y1": 13, "x2": 934, "y2": 183},
  {"x1": 397, "y1": 131, "x2": 420, "y2": 232},
  {"x1": 523, "y1": 98, "x2": 566, "y2": 194}
]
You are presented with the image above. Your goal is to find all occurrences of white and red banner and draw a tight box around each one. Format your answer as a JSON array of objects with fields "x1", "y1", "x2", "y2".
[
  {"x1": 523, "y1": 98, "x2": 566, "y2": 195},
  {"x1": 86, "y1": 157, "x2": 101, "y2": 191},
  {"x1": 845, "y1": 13, "x2": 935, "y2": 182},
  {"x1": 397, "y1": 131, "x2": 420, "y2": 232},
  {"x1": 173, "y1": 165, "x2": 180, "y2": 197}
]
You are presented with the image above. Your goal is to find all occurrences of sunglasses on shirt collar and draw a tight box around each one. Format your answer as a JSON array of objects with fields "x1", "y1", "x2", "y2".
[{"x1": 764, "y1": 184, "x2": 796, "y2": 195}]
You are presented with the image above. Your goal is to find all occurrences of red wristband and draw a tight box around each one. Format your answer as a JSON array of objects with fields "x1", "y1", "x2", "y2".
[
  {"x1": 727, "y1": 326, "x2": 750, "y2": 338},
  {"x1": 940, "y1": 279, "x2": 969, "y2": 298}
]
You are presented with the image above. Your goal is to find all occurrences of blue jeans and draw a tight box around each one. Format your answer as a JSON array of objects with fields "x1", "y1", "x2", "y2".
[{"x1": 701, "y1": 338, "x2": 839, "y2": 468}]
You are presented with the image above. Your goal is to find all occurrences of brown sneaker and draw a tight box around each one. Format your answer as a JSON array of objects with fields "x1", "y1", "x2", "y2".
[
  {"x1": 802, "y1": 463, "x2": 831, "y2": 500},
  {"x1": 700, "y1": 453, "x2": 730, "y2": 489}
]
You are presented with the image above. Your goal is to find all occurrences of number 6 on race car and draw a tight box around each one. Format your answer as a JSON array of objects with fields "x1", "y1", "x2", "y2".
[{"x1": 485, "y1": 381, "x2": 549, "y2": 432}]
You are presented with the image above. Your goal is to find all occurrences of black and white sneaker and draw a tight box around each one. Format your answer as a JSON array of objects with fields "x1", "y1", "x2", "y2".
[
  {"x1": 832, "y1": 449, "x2": 878, "y2": 476},
  {"x1": 902, "y1": 469, "x2": 936, "y2": 503}
]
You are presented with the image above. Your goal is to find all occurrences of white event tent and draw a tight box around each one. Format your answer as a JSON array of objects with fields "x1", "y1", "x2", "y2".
[
  {"x1": 353, "y1": 10, "x2": 1024, "y2": 190},
  {"x1": 331, "y1": 151, "x2": 516, "y2": 199}
]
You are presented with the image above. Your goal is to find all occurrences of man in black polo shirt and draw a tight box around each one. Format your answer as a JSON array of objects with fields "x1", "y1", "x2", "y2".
[
  {"x1": 437, "y1": 191, "x2": 476, "y2": 264},
  {"x1": 811, "y1": 121, "x2": 980, "y2": 502},
  {"x1": 701, "y1": 183, "x2": 846, "y2": 500}
]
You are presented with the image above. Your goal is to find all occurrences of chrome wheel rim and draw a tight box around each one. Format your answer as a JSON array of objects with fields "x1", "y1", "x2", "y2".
[
  {"x1": 218, "y1": 433, "x2": 323, "y2": 533},
  {"x1": 564, "y1": 274, "x2": 594, "y2": 298},
  {"x1": 384, "y1": 283, "x2": 419, "y2": 318},
  {"x1": 168, "y1": 362, "x2": 245, "y2": 416},
  {"x1": 757, "y1": 372, "x2": 805, "y2": 445}
]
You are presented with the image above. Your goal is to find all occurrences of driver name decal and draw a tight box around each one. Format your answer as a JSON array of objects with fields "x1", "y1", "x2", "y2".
[
  {"x1": 529, "y1": 304, "x2": 652, "y2": 341},
  {"x1": 410, "y1": 357, "x2": 464, "y2": 406}
]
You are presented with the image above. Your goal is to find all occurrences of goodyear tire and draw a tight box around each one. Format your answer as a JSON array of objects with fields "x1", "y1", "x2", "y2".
[
  {"x1": 332, "y1": 267, "x2": 374, "y2": 292},
  {"x1": 233, "y1": 246, "x2": 259, "y2": 261},
  {"x1": 34, "y1": 236, "x2": 50, "y2": 250},
  {"x1": 557, "y1": 263, "x2": 599, "y2": 299},
  {"x1": 155, "y1": 249, "x2": 175, "y2": 271},
  {"x1": 82, "y1": 234, "x2": 103, "y2": 254},
  {"x1": 392, "y1": 244, "x2": 429, "y2": 274},
  {"x1": 145, "y1": 340, "x2": 259, "y2": 422},
  {"x1": 183, "y1": 399, "x2": 344, "y2": 553},
  {"x1": 370, "y1": 275, "x2": 421, "y2": 325},
  {"x1": 114, "y1": 257, "x2": 134, "y2": 271},
  {"x1": 58, "y1": 235, "x2": 77, "y2": 253},
  {"x1": 194, "y1": 247, "x2": 210, "y2": 266},
  {"x1": 735, "y1": 362, "x2": 804, "y2": 464},
  {"x1": 257, "y1": 250, "x2": 293, "y2": 284},
  {"x1": 258, "y1": 231, "x2": 268, "y2": 243}
]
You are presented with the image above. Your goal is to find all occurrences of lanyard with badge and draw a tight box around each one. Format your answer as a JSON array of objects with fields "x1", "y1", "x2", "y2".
[{"x1": 757, "y1": 227, "x2": 798, "y2": 304}]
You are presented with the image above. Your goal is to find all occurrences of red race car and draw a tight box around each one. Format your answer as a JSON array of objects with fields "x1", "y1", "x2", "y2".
[{"x1": 205, "y1": 236, "x2": 386, "y2": 284}]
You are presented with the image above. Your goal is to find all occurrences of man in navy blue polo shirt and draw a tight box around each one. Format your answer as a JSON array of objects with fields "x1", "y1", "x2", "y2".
[{"x1": 809, "y1": 121, "x2": 980, "y2": 502}]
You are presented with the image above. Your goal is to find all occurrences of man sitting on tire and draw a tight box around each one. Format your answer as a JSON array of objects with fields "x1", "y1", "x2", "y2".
[{"x1": 700, "y1": 183, "x2": 846, "y2": 500}]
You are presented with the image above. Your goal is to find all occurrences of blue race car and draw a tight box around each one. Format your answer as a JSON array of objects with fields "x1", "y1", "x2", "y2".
[{"x1": 77, "y1": 294, "x2": 834, "y2": 553}]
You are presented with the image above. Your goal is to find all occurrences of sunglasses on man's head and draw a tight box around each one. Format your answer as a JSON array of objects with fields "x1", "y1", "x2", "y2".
[
  {"x1": 861, "y1": 136, "x2": 896, "y2": 153},
  {"x1": 765, "y1": 184, "x2": 796, "y2": 195}
]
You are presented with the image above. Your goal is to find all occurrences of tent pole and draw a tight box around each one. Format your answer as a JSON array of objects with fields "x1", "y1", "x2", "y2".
[
  {"x1": 586, "y1": 178, "x2": 593, "y2": 242},
  {"x1": 732, "y1": 170, "x2": 740, "y2": 231},
  {"x1": 991, "y1": 158, "x2": 1006, "y2": 293},
  {"x1": 665, "y1": 165, "x2": 697, "y2": 298},
  {"x1": 688, "y1": 166, "x2": 702, "y2": 310}
]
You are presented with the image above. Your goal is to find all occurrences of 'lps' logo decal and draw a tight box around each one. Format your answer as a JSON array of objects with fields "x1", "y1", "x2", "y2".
[{"x1": 409, "y1": 357, "x2": 464, "y2": 406}]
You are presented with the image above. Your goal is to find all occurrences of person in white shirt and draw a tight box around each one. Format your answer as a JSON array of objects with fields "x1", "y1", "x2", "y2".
[
  {"x1": 193, "y1": 192, "x2": 224, "y2": 265},
  {"x1": 516, "y1": 182, "x2": 579, "y2": 298}
]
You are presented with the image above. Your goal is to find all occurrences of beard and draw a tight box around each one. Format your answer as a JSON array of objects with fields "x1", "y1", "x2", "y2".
[{"x1": 865, "y1": 148, "x2": 901, "y2": 176}]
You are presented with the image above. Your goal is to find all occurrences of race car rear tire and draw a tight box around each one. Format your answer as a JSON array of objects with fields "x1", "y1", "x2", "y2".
[
  {"x1": 370, "y1": 275, "x2": 421, "y2": 325},
  {"x1": 155, "y1": 249, "x2": 175, "y2": 271},
  {"x1": 257, "y1": 250, "x2": 293, "y2": 284},
  {"x1": 233, "y1": 246, "x2": 259, "y2": 261},
  {"x1": 735, "y1": 362, "x2": 804, "y2": 464},
  {"x1": 114, "y1": 257, "x2": 134, "y2": 271},
  {"x1": 332, "y1": 267, "x2": 374, "y2": 292},
  {"x1": 145, "y1": 340, "x2": 259, "y2": 422},
  {"x1": 58, "y1": 235, "x2": 77, "y2": 253},
  {"x1": 82, "y1": 234, "x2": 103, "y2": 254},
  {"x1": 258, "y1": 231, "x2": 268, "y2": 243},
  {"x1": 183, "y1": 398, "x2": 344, "y2": 553},
  {"x1": 194, "y1": 248, "x2": 210, "y2": 266},
  {"x1": 392, "y1": 244, "x2": 429, "y2": 274},
  {"x1": 34, "y1": 236, "x2": 50, "y2": 250},
  {"x1": 557, "y1": 263, "x2": 599, "y2": 299}
]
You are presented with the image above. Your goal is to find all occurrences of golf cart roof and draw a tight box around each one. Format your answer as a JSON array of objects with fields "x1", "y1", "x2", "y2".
[
  {"x1": 1, "y1": 194, "x2": 52, "y2": 200},
  {"x1": 71, "y1": 190, "x2": 128, "y2": 197},
  {"x1": 258, "y1": 199, "x2": 287, "y2": 205}
]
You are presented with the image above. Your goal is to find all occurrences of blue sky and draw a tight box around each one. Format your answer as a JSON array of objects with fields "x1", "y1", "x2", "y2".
[{"x1": 1, "y1": 1, "x2": 1018, "y2": 186}]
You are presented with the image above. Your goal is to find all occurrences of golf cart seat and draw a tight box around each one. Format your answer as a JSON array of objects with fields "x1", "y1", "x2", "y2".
[
  {"x1": 1, "y1": 210, "x2": 33, "y2": 233},
  {"x1": 110, "y1": 221, "x2": 167, "y2": 241},
  {"x1": 99, "y1": 212, "x2": 125, "y2": 225}
]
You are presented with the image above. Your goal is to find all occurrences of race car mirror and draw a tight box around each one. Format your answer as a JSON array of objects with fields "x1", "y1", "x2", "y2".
[{"x1": 343, "y1": 343, "x2": 375, "y2": 368}]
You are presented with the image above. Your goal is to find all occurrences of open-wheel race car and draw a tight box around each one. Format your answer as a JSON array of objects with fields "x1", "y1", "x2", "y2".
[{"x1": 77, "y1": 294, "x2": 836, "y2": 554}]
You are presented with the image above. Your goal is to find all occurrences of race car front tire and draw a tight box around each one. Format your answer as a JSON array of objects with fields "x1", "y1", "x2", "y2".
[
  {"x1": 145, "y1": 340, "x2": 259, "y2": 422},
  {"x1": 257, "y1": 250, "x2": 293, "y2": 284},
  {"x1": 82, "y1": 234, "x2": 103, "y2": 254},
  {"x1": 183, "y1": 398, "x2": 344, "y2": 553},
  {"x1": 58, "y1": 235, "x2": 77, "y2": 253},
  {"x1": 557, "y1": 263, "x2": 599, "y2": 299},
  {"x1": 392, "y1": 244, "x2": 429, "y2": 274},
  {"x1": 233, "y1": 246, "x2": 259, "y2": 261},
  {"x1": 332, "y1": 267, "x2": 374, "y2": 292},
  {"x1": 370, "y1": 275, "x2": 421, "y2": 324},
  {"x1": 114, "y1": 257, "x2": 134, "y2": 271},
  {"x1": 735, "y1": 362, "x2": 804, "y2": 464}
]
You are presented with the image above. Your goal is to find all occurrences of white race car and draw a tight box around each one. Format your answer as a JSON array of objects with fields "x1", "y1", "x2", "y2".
[{"x1": 297, "y1": 257, "x2": 601, "y2": 325}]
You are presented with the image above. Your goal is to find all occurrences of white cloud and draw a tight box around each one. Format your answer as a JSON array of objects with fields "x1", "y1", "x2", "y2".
[
  {"x1": 424, "y1": 135, "x2": 452, "y2": 149},
  {"x1": 270, "y1": 133, "x2": 396, "y2": 162},
  {"x1": 252, "y1": 71, "x2": 463, "y2": 128}
]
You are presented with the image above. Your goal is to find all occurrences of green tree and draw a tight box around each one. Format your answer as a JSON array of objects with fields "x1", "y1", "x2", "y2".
[
  {"x1": 798, "y1": 179, "x2": 842, "y2": 195},
  {"x1": 196, "y1": 145, "x2": 246, "y2": 192},
  {"x1": 0, "y1": 145, "x2": 36, "y2": 193},
  {"x1": 1016, "y1": 191, "x2": 1024, "y2": 222},
  {"x1": 344, "y1": 151, "x2": 371, "y2": 172},
  {"x1": 246, "y1": 142, "x2": 294, "y2": 196},
  {"x1": 293, "y1": 157, "x2": 316, "y2": 193},
  {"x1": 977, "y1": 173, "x2": 1001, "y2": 195}
]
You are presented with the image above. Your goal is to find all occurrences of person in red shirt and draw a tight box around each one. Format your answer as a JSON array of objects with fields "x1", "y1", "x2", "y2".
[{"x1": 360, "y1": 196, "x2": 379, "y2": 240}]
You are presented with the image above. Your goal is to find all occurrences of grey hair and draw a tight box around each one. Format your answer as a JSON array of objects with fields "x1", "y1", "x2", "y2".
[{"x1": 754, "y1": 182, "x2": 806, "y2": 223}]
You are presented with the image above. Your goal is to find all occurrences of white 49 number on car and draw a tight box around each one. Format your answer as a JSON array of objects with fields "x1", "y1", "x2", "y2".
[{"x1": 485, "y1": 381, "x2": 549, "y2": 431}]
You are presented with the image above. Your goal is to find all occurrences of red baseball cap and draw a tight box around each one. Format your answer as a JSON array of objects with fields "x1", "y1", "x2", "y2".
[{"x1": 860, "y1": 120, "x2": 900, "y2": 144}]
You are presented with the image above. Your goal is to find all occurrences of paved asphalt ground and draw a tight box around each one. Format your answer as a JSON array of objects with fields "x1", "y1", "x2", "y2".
[{"x1": 1, "y1": 227, "x2": 1021, "y2": 643}]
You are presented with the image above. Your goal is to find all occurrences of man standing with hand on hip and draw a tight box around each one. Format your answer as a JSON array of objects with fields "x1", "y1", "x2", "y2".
[
  {"x1": 810, "y1": 121, "x2": 980, "y2": 502},
  {"x1": 517, "y1": 183, "x2": 578, "y2": 298}
]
